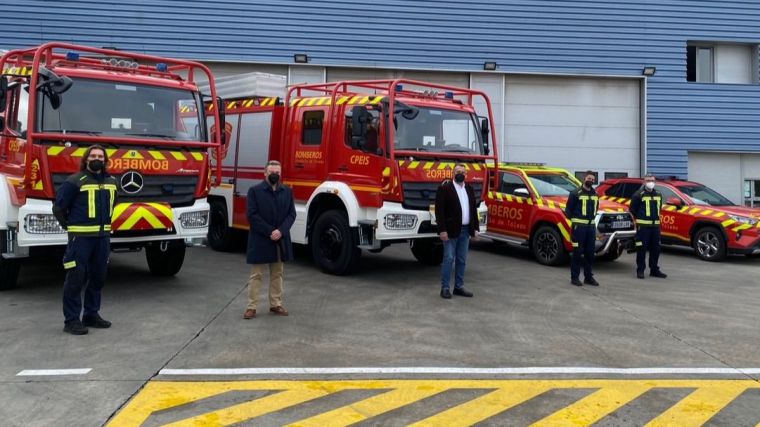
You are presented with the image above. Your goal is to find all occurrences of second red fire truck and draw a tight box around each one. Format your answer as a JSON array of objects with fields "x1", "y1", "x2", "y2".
[{"x1": 200, "y1": 78, "x2": 498, "y2": 274}]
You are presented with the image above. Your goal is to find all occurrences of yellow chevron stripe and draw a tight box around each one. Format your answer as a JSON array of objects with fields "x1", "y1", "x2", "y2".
[
  {"x1": 170, "y1": 152, "x2": 187, "y2": 161},
  {"x1": 423, "y1": 162, "x2": 434, "y2": 170},
  {"x1": 47, "y1": 146, "x2": 65, "y2": 156},
  {"x1": 190, "y1": 152, "x2": 204, "y2": 161},
  {"x1": 71, "y1": 148, "x2": 87, "y2": 157},
  {"x1": 147, "y1": 150, "x2": 166, "y2": 160},
  {"x1": 408, "y1": 161, "x2": 420, "y2": 169}
]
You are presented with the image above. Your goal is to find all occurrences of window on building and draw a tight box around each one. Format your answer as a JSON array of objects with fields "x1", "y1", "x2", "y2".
[
  {"x1": 687, "y1": 43, "x2": 758, "y2": 84},
  {"x1": 604, "y1": 172, "x2": 628, "y2": 180},
  {"x1": 744, "y1": 180, "x2": 760, "y2": 207}
]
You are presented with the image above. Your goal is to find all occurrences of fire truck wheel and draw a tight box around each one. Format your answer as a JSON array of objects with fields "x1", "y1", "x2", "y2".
[
  {"x1": 0, "y1": 234, "x2": 22, "y2": 290},
  {"x1": 311, "y1": 210, "x2": 360, "y2": 275},
  {"x1": 146, "y1": 240, "x2": 186, "y2": 276},
  {"x1": 208, "y1": 199, "x2": 234, "y2": 252},
  {"x1": 410, "y1": 239, "x2": 444, "y2": 265},
  {"x1": 692, "y1": 226, "x2": 726, "y2": 261},
  {"x1": 532, "y1": 225, "x2": 569, "y2": 266}
]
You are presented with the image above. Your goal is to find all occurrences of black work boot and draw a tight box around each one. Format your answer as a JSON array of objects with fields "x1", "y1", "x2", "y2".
[
  {"x1": 651, "y1": 270, "x2": 668, "y2": 279},
  {"x1": 83, "y1": 314, "x2": 112, "y2": 329},
  {"x1": 570, "y1": 278, "x2": 582, "y2": 286},
  {"x1": 583, "y1": 277, "x2": 600, "y2": 286},
  {"x1": 63, "y1": 320, "x2": 88, "y2": 335}
]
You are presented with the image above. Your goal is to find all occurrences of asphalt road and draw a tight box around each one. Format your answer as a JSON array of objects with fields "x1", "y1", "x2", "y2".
[{"x1": 1, "y1": 240, "x2": 759, "y2": 426}]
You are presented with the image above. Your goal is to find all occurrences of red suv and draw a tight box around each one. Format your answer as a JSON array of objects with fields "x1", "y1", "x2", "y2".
[{"x1": 597, "y1": 178, "x2": 760, "y2": 261}]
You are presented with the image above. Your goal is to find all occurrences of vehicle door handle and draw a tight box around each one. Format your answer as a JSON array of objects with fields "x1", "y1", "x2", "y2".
[
  {"x1": 295, "y1": 163, "x2": 305, "y2": 169},
  {"x1": 337, "y1": 165, "x2": 349, "y2": 172}
]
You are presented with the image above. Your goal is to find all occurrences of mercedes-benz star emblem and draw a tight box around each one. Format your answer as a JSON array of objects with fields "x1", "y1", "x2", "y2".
[{"x1": 120, "y1": 171, "x2": 144, "y2": 195}]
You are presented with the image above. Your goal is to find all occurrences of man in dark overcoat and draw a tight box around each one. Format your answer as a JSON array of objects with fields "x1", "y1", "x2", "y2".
[{"x1": 243, "y1": 160, "x2": 296, "y2": 319}]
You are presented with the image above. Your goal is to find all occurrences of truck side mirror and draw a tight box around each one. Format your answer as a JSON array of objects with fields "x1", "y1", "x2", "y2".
[
  {"x1": 351, "y1": 105, "x2": 370, "y2": 149},
  {"x1": 216, "y1": 96, "x2": 227, "y2": 146},
  {"x1": 514, "y1": 188, "x2": 530, "y2": 197},
  {"x1": 480, "y1": 117, "x2": 490, "y2": 155},
  {"x1": 666, "y1": 197, "x2": 682, "y2": 207},
  {"x1": 0, "y1": 76, "x2": 7, "y2": 113}
]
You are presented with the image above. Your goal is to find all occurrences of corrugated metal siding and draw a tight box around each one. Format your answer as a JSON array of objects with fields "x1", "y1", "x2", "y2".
[{"x1": 2, "y1": 0, "x2": 760, "y2": 177}]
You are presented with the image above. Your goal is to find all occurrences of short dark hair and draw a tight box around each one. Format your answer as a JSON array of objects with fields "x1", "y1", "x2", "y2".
[
  {"x1": 585, "y1": 170, "x2": 595, "y2": 177},
  {"x1": 79, "y1": 145, "x2": 109, "y2": 172}
]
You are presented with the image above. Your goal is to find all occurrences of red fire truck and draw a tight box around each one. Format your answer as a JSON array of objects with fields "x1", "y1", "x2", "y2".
[
  {"x1": 203, "y1": 79, "x2": 498, "y2": 274},
  {"x1": 0, "y1": 43, "x2": 225, "y2": 289},
  {"x1": 482, "y1": 163, "x2": 635, "y2": 265}
]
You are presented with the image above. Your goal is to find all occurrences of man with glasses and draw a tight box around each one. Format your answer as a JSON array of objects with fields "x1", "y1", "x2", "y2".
[{"x1": 630, "y1": 174, "x2": 668, "y2": 280}]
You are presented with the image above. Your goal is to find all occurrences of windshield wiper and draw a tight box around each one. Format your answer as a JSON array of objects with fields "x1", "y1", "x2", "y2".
[
  {"x1": 44, "y1": 129, "x2": 102, "y2": 135},
  {"x1": 124, "y1": 133, "x2": 176, "y2": 139}
]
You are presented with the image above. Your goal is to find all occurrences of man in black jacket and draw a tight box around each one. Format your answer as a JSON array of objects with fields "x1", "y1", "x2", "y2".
[
  {"x1": 434, "y1": 163, "x2": 480, "y2": 299},
  {"x1": 53, "y1": 145, "x2": 117, "y2": 335},
  {"x1": 244, "y1": 160, "x2": 296, "y2": 319}
]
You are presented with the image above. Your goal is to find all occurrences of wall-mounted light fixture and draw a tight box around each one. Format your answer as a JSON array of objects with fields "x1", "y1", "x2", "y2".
[
  {"x1": 483, "y1": 61, "x2": 497, "y2": 71},
  {"x1": 294, "y1": 53, "x2": 309, "y2": 63},
  {"x1": 642, "y1": 66, "x2": 657, "y2": 76}
]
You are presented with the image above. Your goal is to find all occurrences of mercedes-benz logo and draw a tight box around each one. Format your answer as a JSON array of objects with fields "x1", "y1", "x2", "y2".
[{"x1": 120, "y1": 171, "x2": 144, "y2": 195}]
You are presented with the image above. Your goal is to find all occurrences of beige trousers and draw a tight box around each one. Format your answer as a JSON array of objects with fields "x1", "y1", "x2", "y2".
[{"x1": 246, "y1": 262, "x2": 284, "y2": 310}]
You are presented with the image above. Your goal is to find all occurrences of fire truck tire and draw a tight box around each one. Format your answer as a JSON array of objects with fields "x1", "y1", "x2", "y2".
[
  {"x1": 692, "y1": 226, "x2": 726, "y2": 261},
  {"x1": 146, "y1": 240, "x2": 186, "y2": 276},
  {"x1": 0, "y1": 235, "x2": 21, "y2": 290},
  {"x1": 532, "y1": 225, "x2": 569, "y2": 266},
  {"x1": 311, "y1": 210, "x2": 360, "y2": 275},
  {"x1": 208, "y1": 199, "x2": 234, "y2": 252},
  {"x1": 410, "y1": 238, "x2": 444, "y2": 266}
]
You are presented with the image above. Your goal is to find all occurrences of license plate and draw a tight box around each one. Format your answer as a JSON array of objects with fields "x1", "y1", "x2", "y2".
[{"x1": 612, "y1": 220, "x2": 631, "y2": 229}]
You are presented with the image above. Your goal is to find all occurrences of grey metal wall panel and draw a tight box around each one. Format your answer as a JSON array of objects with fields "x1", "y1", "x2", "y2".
[{"x1": 3, "y1": 1, "x2": 760, "y2": 177}]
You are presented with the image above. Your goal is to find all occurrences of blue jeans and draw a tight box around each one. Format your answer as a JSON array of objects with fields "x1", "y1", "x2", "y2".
[{"x1": 441, "y1": 226, "x2": 470, "y2": 290}]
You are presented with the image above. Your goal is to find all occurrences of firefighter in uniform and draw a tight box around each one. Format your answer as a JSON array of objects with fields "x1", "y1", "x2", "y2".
[
  {"x1": 565, "y1": 171, "x2": 600, "y2": 287},
  {"x1": 630, "y1": 174, "x2": 668, "y2": 280},
  {"x1": 53, "y1": 145, "x2": 118, "y2": 335}
]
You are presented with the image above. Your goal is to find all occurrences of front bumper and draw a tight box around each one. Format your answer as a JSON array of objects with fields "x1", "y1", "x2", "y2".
[
  {"x1": 14, "y1": 198, "x2": 210, "y2": 248},
  {"x1": 369, "y1": 201, "x2": 487, "y2": 242},
  {"x1": 595, "y1": 230, "x2": 636, "y2": 255}
]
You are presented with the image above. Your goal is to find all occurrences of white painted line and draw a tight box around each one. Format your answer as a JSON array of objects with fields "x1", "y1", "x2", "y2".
[
  {"x1": 16, "y1": 369, "x2": 92, "y2": 376},
  {"x1": 158, "y1": 367, "x2": 760, "y2": 376}
]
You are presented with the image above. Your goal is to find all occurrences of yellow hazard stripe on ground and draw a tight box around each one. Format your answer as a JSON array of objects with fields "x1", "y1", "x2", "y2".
[{"x1": 106, "y1": 379, "x2": 759, "y2": 427}]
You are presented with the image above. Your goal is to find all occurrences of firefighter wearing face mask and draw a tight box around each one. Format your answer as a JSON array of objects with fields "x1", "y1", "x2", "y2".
[
  {"x1": 630, "y1": 174, "x2": 667, "y2": 280},
  {"x1": 52, "y1": 145, "x2": 118, "y2": 335},
  {"x1": 564, "y1": 171, "x2": 600, "y2": 287}
]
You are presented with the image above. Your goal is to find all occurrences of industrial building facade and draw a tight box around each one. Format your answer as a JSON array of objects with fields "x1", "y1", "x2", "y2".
[{"x1": 2, "y1": 0, "x2": 760, "y2": 205}]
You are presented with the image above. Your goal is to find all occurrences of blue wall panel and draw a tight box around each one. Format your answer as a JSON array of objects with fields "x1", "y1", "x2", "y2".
[{"x1": 2, "y1": 0, "x2": 760, "y2": 177}]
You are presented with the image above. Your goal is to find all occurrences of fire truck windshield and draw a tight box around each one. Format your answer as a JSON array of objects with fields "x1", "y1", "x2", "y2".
[
  {"x1": 527, "y1": 173, "x2": 578, "y2": 197},
  {"x1": 676, "y1": 184, "x2": 735, "y2": 206},
  {"x1": 38, "y1": 77, "x2": 204, "y2": 141},
  {"x1": 394, "y1": 107, "x2": 483, "y2": 155}
]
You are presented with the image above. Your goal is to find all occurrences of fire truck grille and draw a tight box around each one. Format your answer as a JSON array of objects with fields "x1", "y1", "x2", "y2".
[
  {"x1": 402, "y1": 182, "x2": 483, "y2": 211},
  {"x1": 52, "y1": 174, "x2": 198, "y2": 207},
  {"x1": 597, "y1": 212, "x2": 635, "y2": 233}
]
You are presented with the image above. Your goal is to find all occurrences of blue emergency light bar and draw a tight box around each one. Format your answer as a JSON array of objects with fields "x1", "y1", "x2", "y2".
[
  {"x1": 156, "y1": 63, "x2": 168, "y2": 72},
  {"x1": 444, "y1": 91, "x2": 454, "y2": 99},
  {"x1": 66, "y1": 52, "x2": 80, "y2": 61}
]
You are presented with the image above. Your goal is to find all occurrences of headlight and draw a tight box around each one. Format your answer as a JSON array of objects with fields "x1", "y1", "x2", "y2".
[
  {"x1": 24, "y1": 214, "x2": 66, "y2": 234},
  {"x1": 729, "y1": 215, "x2": 758, "y2": 226},
  {"x1": 478, "y1": 211, "x2": 487, "y2": 225},
  {"x1": 384, "y1": 214, "x2": 418, "y2": 230},
  {"x1": 179, "y1": 211, "x2": 209, "y2": 229}
]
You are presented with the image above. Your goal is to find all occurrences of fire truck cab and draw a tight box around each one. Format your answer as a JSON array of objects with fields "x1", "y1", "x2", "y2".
[
  {"x1": 482, "y1": 164, "x2": 636, "y2": 265},
  {"x1": 206, "y1": 78, "x2": 498, "y2": 274},
  {"x1": 0, "y1": 43, "x2": 224, "y2": 289}
]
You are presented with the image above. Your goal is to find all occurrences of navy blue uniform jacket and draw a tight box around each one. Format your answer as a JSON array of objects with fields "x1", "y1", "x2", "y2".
[{"x1": 246, "y1": 181, "x2": 296, "y2": 264}]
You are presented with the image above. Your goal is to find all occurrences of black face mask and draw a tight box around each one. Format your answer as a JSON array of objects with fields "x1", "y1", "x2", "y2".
[
  {"x1": 267, "y1": 173, "x2": 280, "y2": 185},
  {"x1": 584, "y1": 180, "x2": 594, "y2": 188},
  {"x1": 88, "y1": 159, "x2": 104, "y2": 172},
  {"x1": 454, "y1": 173, "x2": 465, "y2": 183}
]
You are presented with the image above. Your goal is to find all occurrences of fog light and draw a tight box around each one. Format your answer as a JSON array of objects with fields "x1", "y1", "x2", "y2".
[
  {"x1": 479, "y1": 211, "x2": 487, "y2": 226},
  {"x1": 384, "y1": 214, "x2": 417, "y2": 230},
  {"x1": 179, "y1": 211, "x2": 209, "y2": 229},
  {"x1": 24, "y1": 214, "x2": 66, "y2": 234}
]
